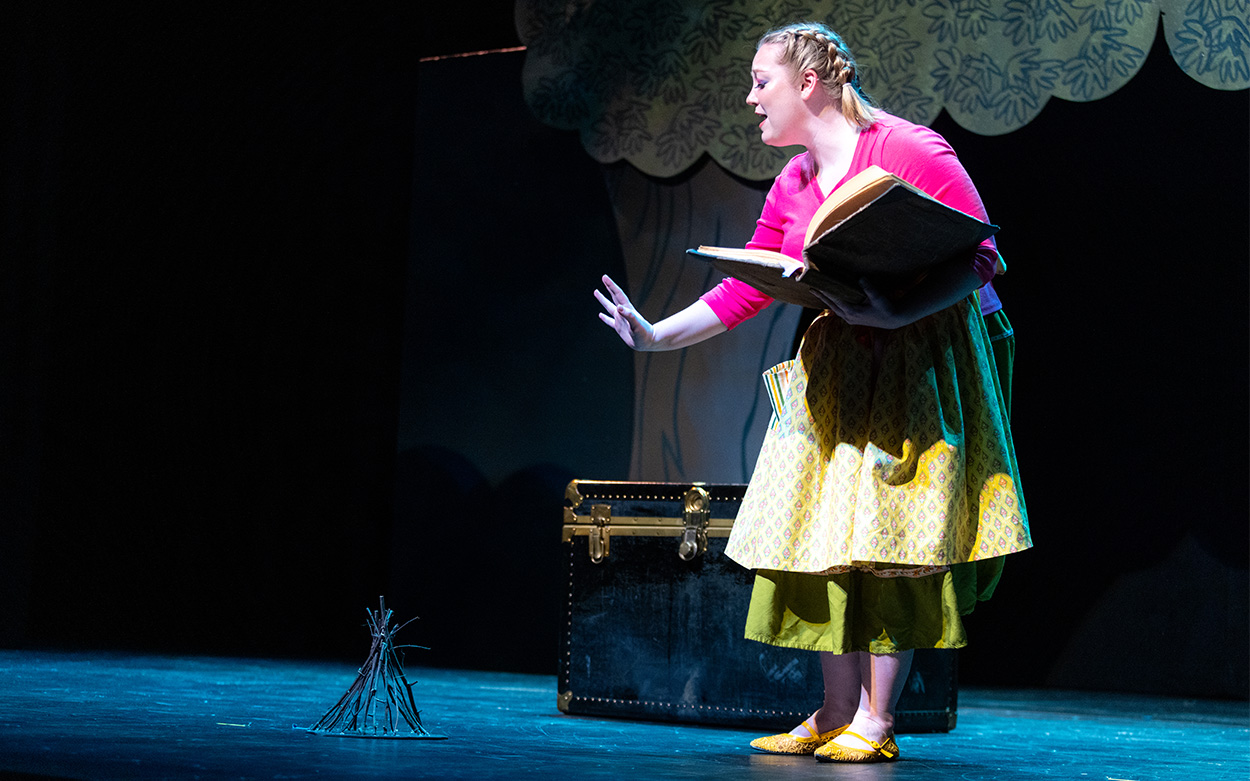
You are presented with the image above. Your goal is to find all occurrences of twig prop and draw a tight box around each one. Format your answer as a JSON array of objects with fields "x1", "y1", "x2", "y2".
[{"x1": 308, "y1": 597, "x2": 445, "y2": 739}]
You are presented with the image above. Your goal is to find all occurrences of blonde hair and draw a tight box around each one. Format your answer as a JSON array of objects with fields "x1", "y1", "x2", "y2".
[{"x1": 758, "y1": 23, "x2": 877, "y2": 130}]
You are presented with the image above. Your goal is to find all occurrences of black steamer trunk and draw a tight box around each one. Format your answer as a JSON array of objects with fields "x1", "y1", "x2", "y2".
[{"x1": 558, "y1": 480, "x2": 958, "y2": 732}]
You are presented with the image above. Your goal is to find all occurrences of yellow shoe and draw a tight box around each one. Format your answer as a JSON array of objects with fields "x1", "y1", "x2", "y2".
[
  {"x1": 749, "y1": 719, "x2": 848, "y2": 755},
  {"x1": 813, "y1": 729, "x2": 900, "y2": 763}
]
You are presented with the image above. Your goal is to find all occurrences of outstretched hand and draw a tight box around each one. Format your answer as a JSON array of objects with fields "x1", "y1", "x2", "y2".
[{"x1": 595, "y1": 274, "x2": 657, "y2": 351}]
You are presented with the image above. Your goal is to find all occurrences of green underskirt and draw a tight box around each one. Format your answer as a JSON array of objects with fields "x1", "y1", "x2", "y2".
[
  {"x1": 745, "y1": 568, "x2": 956, "y2": 654},
  {"x1": 744, "y1": 307, "x2": 1017, "y2": 655}
]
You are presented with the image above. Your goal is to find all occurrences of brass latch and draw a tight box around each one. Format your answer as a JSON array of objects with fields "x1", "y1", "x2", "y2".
[
  {"x1": 562, "y1": 482, "x2": 731, "y2": 564},
  {"x1": 588, "y1": 503, "x2": 611, "y2": 563},
  {"x1": 677, "y1": 486, "x2": 711, "y2": 560}
]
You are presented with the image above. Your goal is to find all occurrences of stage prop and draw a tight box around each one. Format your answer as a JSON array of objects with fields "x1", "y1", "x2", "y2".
[
  {"x1": 559, "y1": 481, "x2": 959, "y2": 732},
  {"x1": 308, "y1": 598, "x2": 445, "y2": 739},
  {"x1": 520, "y1": 0, "x2": 1248, "y2": 178}
]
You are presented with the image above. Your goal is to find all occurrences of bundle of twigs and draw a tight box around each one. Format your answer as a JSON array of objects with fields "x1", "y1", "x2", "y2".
[{"x1": 308, "y1": 597, "x2": 444, "y2": 739}]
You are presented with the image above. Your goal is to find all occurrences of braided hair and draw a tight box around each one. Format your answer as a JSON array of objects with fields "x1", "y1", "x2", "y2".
[{"x1": 757, "y1": 22, "x2": 877, "y2": 130}]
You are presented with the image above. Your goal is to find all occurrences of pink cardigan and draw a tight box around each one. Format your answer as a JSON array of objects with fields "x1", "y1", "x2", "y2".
[{"x1": 702, "y1": 113, "x2": 1003, "y2": 329}]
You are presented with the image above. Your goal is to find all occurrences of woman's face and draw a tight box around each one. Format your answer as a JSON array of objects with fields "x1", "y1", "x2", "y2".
[{"x1": 746, "y1": 43, "x2": 806, "y2": 147}]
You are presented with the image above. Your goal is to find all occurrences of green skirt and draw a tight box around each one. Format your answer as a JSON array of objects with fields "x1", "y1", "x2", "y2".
[{"x1": 744, "y1": 309, "x2": 1016, "y2": 654}]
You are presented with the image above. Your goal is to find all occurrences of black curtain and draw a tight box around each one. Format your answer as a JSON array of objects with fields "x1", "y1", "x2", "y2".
[{"x1": 2, "y1": 6, "x2": 419, "y2": 657}]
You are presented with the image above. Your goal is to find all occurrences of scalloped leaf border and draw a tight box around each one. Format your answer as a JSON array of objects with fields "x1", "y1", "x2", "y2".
[{"x1": 519, "y1": 0, "x2": 1248, "y2": 179}]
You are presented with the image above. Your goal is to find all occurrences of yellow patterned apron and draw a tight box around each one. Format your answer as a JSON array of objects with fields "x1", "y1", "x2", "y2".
[{"x1": 725, "y1": 298, "x2": 1030, "y2": 574}]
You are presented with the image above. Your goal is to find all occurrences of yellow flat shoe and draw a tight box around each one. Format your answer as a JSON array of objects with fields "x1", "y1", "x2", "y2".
[
  {"x1": 813, "y1": 729, "x2": 900, "y2": 763},
  {"x1": 749, "y1": 718, "x2": 848, "y2": 755}
]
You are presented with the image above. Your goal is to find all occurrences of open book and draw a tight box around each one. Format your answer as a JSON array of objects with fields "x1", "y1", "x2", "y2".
[{"x1": 687, "y1": 165, "x2": 999, "y2": 308}]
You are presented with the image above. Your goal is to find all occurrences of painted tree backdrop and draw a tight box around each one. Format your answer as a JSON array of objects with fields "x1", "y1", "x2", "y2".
[{"x1": 520, "y1": 0, "x2": 1248, "y2": 178}]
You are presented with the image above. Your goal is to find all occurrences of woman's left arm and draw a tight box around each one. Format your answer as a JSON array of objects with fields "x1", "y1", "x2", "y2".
[
  {"x1": 818, "y1": 124, "x2": 997, "y2": 329},
  {"x1": 813, "y1": 260, "x2": 983, "y2": 329}
]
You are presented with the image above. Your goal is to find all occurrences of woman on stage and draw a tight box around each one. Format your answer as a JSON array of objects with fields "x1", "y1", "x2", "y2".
[{"x1": 596, "y1": 22, "x2": 1030, "y2": 763}]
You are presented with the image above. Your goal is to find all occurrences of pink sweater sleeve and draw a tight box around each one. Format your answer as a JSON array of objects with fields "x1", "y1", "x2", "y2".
[
  {"x1": 700, "y1": 276, "x2": 776, "y2": 329},
  {"x1": 880, "y1": 126, "x2": 1001, "y2": 284},
  {"x1": 699, "y1": 174, "x2": 786, "y2": 329}
]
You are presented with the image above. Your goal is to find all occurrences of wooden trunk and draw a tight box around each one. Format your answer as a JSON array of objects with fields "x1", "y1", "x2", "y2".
[{"x1": 558, "y1": 480, "x2": 958, "y2": 732}]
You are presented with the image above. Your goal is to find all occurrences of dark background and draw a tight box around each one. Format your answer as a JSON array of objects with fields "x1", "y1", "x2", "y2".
[{"x1": 3, "y1": 5, "x2": 1247, "y2": 697}]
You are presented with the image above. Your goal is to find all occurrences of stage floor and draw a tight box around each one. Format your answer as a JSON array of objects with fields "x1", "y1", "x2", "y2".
[{"x1": 0, "y1": 650, "x2": 1245, "y2": 780}]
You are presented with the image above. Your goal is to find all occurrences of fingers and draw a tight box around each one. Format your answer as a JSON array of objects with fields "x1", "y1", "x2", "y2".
[
  {"x1": 595, "y1": 288, "x2": 637, "y2": 328},
  {"x1": 858, "y1": 277, "x2": 884, "y2": 305},
  {"x1": 595, "y1": 274, "x2": 650, "y2": 349},
  {"x1": 595, "y1": 287, "x2": 633, "y2": 333},
  {"x1": 827, "y1": 303, "x2": 851, "y2": 322},
  {"x1": 600, "y1": 274, "x2": 620, "y2": 299},
  {"x1": 811, "y1": 288, "x2": 846, "y2": 317},
  {"x1": 601, "y1": 274, "x2": 632, "y2": 306},
  {"x1": 596, "y1": 276, "x2": 631, "y2": 311},
  {"x1": 593, "y1": 288, "x2": 615, "y2": 314},
  {"x1": 618, "y1": 306, "x2": 643, "y2": 331}
]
